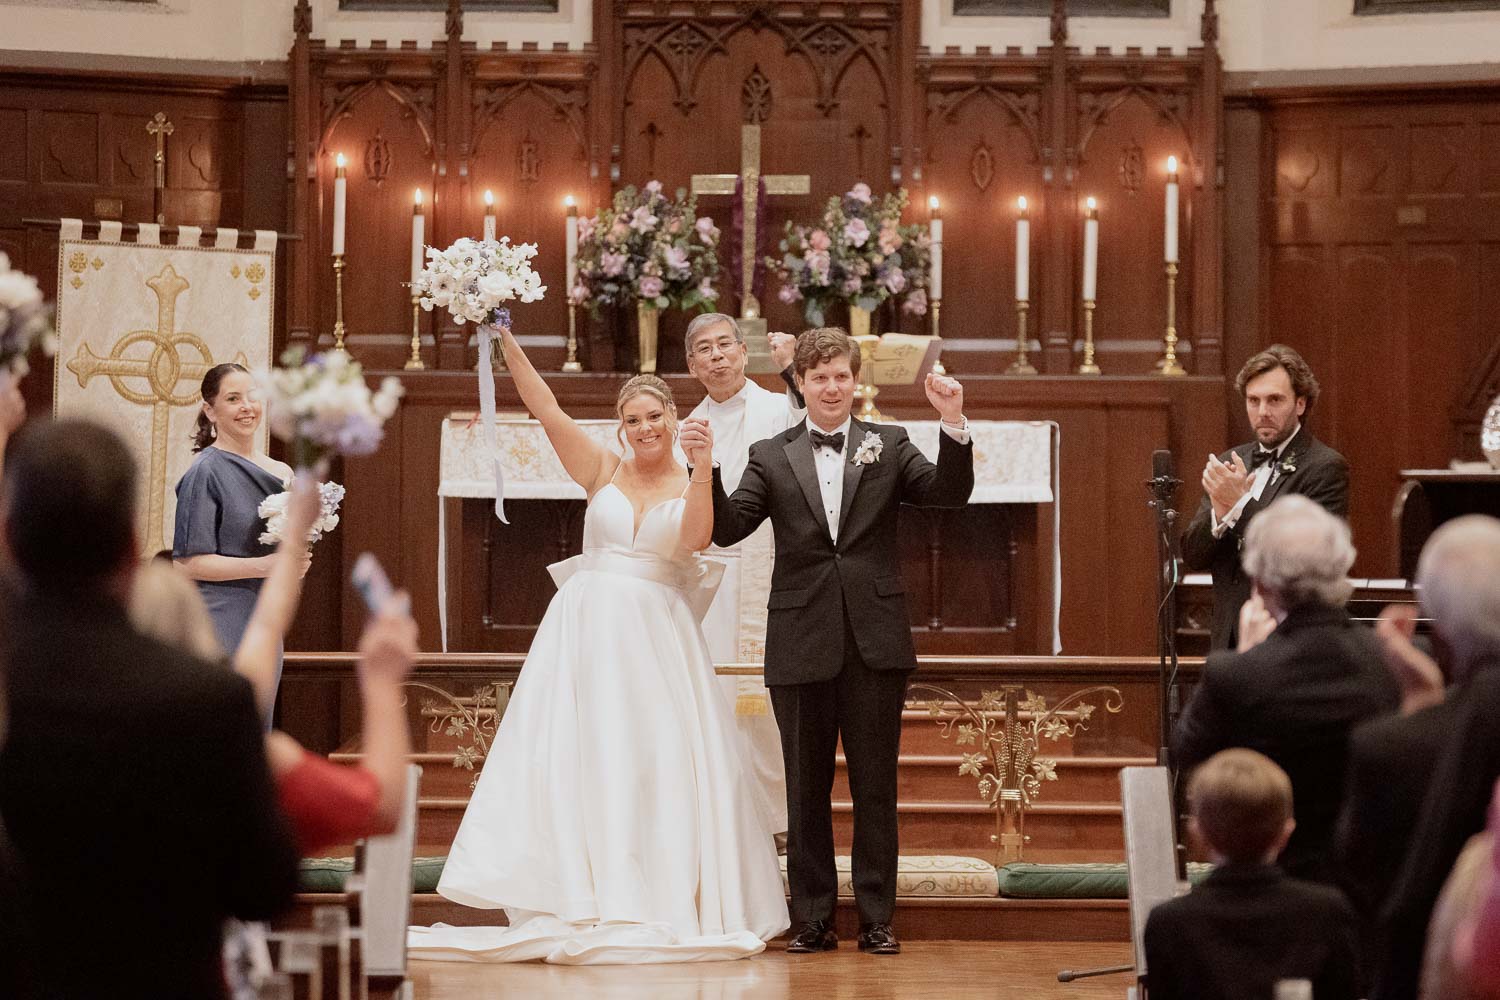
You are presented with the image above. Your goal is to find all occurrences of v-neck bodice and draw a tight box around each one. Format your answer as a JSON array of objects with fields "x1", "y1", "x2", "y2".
[{"x1": 584, "y1": 482, "x2": 687, "y2": 558}]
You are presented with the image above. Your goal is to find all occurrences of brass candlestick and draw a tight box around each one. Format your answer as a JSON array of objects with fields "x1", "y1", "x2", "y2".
[
  {"x1": 331, "y1": 254, "x2": 349, "y2": 355},
  {"x1": 405, "y1": 295, "x2": 425, "y2": 370},
  {"x1": 1008, "y1": 300, "x2": 1037, "y2": 376},
  {"x1": 853, "y1": 334, "x2": 884, "y2": 422},
  {"x1": 930, "y1": 299, "x2": 946, "y2": 376},
  {"x1": 562, "y1": 303, "x2": 583, "y2": 373},
  {"x1": 1078, "y1": 299, "x2": 1101, "y2": 375},
  {"x1": 1158, "y1": 261, "x2": 1186, "y2": 376}
]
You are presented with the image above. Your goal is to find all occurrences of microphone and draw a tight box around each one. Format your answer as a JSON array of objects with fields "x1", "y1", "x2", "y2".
[{"x1": 1152, "y1": 448, "x2": 1175, "y2": 482}]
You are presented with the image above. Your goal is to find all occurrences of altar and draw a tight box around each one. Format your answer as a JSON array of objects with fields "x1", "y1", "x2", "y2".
[{"x1": 436, "y1": 416, "x2": 1061, "y2": 656}]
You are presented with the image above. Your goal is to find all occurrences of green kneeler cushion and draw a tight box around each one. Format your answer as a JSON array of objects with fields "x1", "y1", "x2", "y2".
[
  {"x1": 298, "y1": 856, "x2": 447, "y2": 893},
  {"x1": 995, "y1": 861, "x2": 1214, "y2": 899},
  {"x1": 298, "y1": 856, "x2": 1212, "y2": 900}
]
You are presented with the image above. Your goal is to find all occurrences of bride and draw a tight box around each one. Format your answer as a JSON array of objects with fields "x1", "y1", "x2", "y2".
[{"x1": 408, "y1": 326, "x2": 789, "y2": 965}]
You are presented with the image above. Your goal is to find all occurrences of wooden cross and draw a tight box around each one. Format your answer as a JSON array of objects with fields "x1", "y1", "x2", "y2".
[
  {"x1": 147, "y1": 112, "x2": 174, "y2": 225},
  {"x1": 66, "y1": 263, "x2": 246, "y2": 553},
  {"x1": 691, "y1": 123, "x2": 809, "y2": 322}
]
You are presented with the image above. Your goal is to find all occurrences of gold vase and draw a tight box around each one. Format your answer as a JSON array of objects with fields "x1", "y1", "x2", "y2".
[
  {"x1": 848, "y1": 303, "x2": 872, "y2": 338},
  {"x1": 848, "y1": 304, "x2": 883, "y2": 421},
  {"x1": 636, "y1": 301, "x2": 659, "y2": 374}
]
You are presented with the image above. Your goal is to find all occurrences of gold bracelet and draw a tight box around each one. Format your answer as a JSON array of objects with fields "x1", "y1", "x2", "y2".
[{"x1": 690, "y1": 476, "x2": 712, "y2": 485}]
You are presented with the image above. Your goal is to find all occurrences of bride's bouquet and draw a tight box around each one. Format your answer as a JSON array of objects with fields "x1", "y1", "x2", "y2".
[
  {"x1": 414, "y1": 236, "x2": 547, "y2": 329},
  {"x1": 259, "y1": 347, "x2": 404, "y2": 470},
  {"x1": 258, "y1": 480, "x2": 345, "y2": 546},
  {"x1": 0, "y1": 252, "x2": 56, "y2": 382}
]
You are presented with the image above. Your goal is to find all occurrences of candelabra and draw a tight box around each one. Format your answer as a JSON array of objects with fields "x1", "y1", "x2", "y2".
[
  {"x1": 930, "y1": 299, "x2": 946, "y2": 376},
  {"x1": 1078, "y1": 299, "x2": 1101, "y2": 375},
  {"x1": 1158, "y1": 262, "x2": 1186, "y2": 376},
  {"x1": 405, "y1": 294, "x2": 424, "y2": 370},
  {"x1": 562, "y1": 303, "x2": 583, "y2": 373},
  {"x1": 331, "y1": 254, "x2": 348, "y2": 355},
  {"x1": 1008, "y1": 300, "x2": 1037, "y2": 376}
]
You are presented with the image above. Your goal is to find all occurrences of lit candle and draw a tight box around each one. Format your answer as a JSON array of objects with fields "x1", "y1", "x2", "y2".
[
  {"x1": 928, "y1": 195, "x2": 943, "y2": 302},
  {"x1": 1015, "y1": 196, "x2": 1030, "y2": 303},
  {"x1": 483, "y1": 189, "x2": 496, "y2": 243},
  {"x1": 564, "y1": 194, "x2": 578, "y2": 293},
  {"x1": 331, "y1": 153, "x2": 347, "y2": 256},
  {"x1": 411, "y1": 188, "x2": 425, "y2": 286},
  {"x1": 1165, "y1": 156, "x2": 1179, "y2": 264},
  {"x1": 1082, "y1": 196, "x2": 1099, "y2": 302}
]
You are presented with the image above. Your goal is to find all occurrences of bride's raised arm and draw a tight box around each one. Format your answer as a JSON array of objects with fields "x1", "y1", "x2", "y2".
[{"x1": 498, "y1": 325, "x2": 613, "y2": 495}]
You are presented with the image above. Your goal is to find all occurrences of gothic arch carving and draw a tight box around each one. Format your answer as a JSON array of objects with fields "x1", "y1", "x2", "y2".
[
  {"x1": 320, "y1": 78, "x2": 436, "y2": 155},
  {"x1": 472, "y1": 80, "x2": 590, "y2": 161},
  {"x1": 927, "y1": 86, "x2": 1045, "y2": 164},
  {"x1": 1076, "y1": 85, "x2": 1196, "y2": 165}
]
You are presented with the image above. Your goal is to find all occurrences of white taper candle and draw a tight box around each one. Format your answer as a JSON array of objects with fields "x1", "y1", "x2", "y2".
[
  {"x1": 1015, "y1": 196, "x2": 1030, "y2": 303},
  {"x1": 928, "y1": 195, "x2": 943, "y2": 301},
  {"x1": 331, "y1": 153, "x2": 347, "y2": 256},
  {"x1": 1083, "y1": 197, "x2": 1099, "y2": 301},
  {"x1": 1165, "y1": 156, "x2": 1179, "y2": 264},
  {"x1": 483, "y1": 189, "x2": 496, "y2": 243},
  {"x1": 564, "y1": 195, "x2": 578, "y2": 292},
  {"x1": 411, "y1": 188, "x2": 425, "y2": 286}
]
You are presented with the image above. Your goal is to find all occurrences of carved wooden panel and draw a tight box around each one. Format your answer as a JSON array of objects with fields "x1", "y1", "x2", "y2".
[
  {"x1": 1075, "y1": 88, "x2": 1198, "y2": 372},
  {"x1": 1251, "y1": 94, "x2": 1500, "y2": 575},
  {"x1": 619, "y1": 15, "x2": 898, "y2": 345},
  {"x1": 924, "y1": 81, "x2": 1045, "y2": 353},
  {"x1": 322, "y1": 78, "x2": 438, "y2": 365},
  {"x1": 40, "y1": 111, "x2": 100, "y2": 186},
  {"x1": 0, "y1": 108, "x2": 26, "y2": 183}
]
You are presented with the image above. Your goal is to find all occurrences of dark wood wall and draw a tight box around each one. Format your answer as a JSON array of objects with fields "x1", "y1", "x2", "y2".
[{"x1": 1224, "y1": 83, "x2": 1500, "y2": 577}]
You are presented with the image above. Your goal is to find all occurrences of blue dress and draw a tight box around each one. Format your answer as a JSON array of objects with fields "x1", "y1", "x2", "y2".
[{"x1": 172, "y1": 448, "x2": 284, "y2": 659}]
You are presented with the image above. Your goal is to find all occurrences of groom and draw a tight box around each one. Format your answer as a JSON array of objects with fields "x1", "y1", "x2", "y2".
[{"x1": 686, "y1": 327, "x2": 973, "y2": 955}]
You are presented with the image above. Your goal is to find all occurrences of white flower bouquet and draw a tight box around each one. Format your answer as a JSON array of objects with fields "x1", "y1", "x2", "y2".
[
  {"x1": 0, "y1": 252, "x2": 56, "y2": 382},
  {"x1": 258, "y1": 480, "x2": 345, "y2": 546},
  {"x1": 259, "y1": 347, "x2": 404, "y2": 470},
  {"x1": 414, "y1": 236, "x2": 547, "y2": 330}
]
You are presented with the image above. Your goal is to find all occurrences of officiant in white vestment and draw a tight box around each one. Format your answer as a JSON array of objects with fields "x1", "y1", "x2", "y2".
[{"x1": 684, "y1": 313, "x2": 804, "y2": 838}]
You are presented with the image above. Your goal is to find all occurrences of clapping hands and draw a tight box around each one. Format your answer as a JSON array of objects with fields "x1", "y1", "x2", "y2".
[
  {"x1": 679, "y1": 417, "x2": 714, "y2": 472},
  {"x1": 924, "y1": 371, "x2": 965, "y2": 424},
  {"x1": 1203, "y1": 452, "x2": 1253, "y2": 519}
]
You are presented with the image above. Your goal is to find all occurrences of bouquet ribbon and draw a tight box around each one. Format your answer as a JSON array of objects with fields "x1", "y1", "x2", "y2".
[{"x1": 476, "y1": 315, "x2": 510, "y2": 524}]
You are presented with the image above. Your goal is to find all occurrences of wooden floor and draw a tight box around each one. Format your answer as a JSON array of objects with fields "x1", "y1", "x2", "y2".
[{"x1": 407, "y1": 941, "x2": 1137, "y2": 999}]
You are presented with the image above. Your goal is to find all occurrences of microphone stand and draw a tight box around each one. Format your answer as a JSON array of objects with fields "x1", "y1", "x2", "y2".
[{"x1": 1147, "y1": 465, "x2": 1188, "y2": 884}]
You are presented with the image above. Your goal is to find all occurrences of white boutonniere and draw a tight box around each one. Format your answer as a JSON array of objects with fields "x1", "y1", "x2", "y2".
[
  {"x1": 852, "y1": 430, "x2": 883, "y2": 466},
  {"x1": 1279, "y1": 456, "x2": 1297, "y2": 475}
]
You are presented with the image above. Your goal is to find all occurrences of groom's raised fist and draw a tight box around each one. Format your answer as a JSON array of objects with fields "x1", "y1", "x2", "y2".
[{"x1": 924, "y1": 371, "x2": 964, "y2": 424}]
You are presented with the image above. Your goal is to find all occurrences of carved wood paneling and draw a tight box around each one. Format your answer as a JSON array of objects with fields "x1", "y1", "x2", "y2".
[{"x1": 1242, "y1": 91, "x2": 1500, "y2": 576}]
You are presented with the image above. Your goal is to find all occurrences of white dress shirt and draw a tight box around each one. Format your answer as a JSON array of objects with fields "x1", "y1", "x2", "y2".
[
  {"x1": 808, "y1": 415, "x2": 970, "y2": 544},
  {"x1": 1211, "y1": 424, "x2": 1301, "y2": 538}
]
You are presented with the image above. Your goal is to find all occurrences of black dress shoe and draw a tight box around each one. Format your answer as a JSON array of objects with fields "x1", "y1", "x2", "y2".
[
  {"x1": 857, "y1": 922, "x2": 901, "y2": 954},
  {"x1": 785, "y1": 920, "x2": 838, "y2": 953}
]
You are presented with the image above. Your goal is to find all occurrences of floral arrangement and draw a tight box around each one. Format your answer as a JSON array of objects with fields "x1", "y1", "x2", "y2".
[
  {"x1": 852, "y1": 430, "x2": 884, "y2": 467},
  {"x1": 415, "y1": 237, "x2": 546, "y2": 328},
  {"x1": 766, "y1": 183, "x2": 932, "y2": 327},
  {"x1": 0, "y1": 252, "x2": 56, "y2": 380},
  {"x1": 258, "y1": 480, "x2": 345, "y2": 546},
  {"x1": 259, "y1": 347, "x2": 404, "y2": 470},
  {"x1": 569, "y1": 181, "x2": 721, "y2": 313}
]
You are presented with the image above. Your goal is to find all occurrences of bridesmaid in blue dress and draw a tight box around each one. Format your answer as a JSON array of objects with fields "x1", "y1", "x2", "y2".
[{"x1": 173, "y1": 363, "x2": 303, "y2": 690}]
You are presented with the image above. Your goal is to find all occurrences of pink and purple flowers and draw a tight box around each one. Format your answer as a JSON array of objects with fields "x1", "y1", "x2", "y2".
[{"x1": 570, "y1": 183, "x2": 721, "y2": 314}]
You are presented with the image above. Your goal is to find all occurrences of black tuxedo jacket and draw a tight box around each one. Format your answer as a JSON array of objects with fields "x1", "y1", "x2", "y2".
[
  {"x1": 712, "y1": 418, "x2": 973, "y2": 686},
  {"x1": 1180, "y1": 428, "x2": 1350, "y2": 649},
  {"x1": 1172, "y1": 604, "x2": 1399, "y2": 883},
  {"x1": 0, "y1": 589, "x2": 299, "y2": 1000},
  {"x1": 1143, "y1": 863, "x2": 1361, "y2": 1000},
  {"x1": 1337, "y1": 694, "x2": 1466, "y2": 918},
  {"x1": 1376, "y1": 667, "x2": 1500, "y2": 1000}
]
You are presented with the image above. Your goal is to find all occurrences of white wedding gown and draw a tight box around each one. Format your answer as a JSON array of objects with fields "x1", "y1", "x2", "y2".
[{"x1": 408, "y1": 480, "x2": 789, "y2": 965}]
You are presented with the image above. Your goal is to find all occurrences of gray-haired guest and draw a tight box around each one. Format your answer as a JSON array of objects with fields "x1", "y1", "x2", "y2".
[{"x1": 1173, "y1": 495, "x2": 1399, "y2": 885}]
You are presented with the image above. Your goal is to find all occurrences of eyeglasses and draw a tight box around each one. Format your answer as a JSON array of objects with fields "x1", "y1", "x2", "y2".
[{"x1": 690, "y1": 337, "x2": 740, "y2": 359}]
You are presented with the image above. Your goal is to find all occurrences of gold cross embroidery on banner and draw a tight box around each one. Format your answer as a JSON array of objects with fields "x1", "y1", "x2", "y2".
[{"x1": 66, "y1": 263, "x2": 247, "y2": 554}]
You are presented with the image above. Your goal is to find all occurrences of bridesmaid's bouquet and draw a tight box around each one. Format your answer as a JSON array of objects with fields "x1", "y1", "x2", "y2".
[
  {"x1": 0, "y1": 252, "x2": 56, "y2": 381},
  {"x1": 260, "y1": 347, "x2": 404, "y2": 470},
  {"x1": 258, "y1": 480, "x2": 345, "y2": 547},
  {"x1": 414, "y1": 236, "x2": 546, "y2": 328}
]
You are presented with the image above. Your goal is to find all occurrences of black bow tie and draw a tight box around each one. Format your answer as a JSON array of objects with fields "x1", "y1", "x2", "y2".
[
  {"x1": 1250, "y1": 449, "x2": 1277, "y2": 470},
  {"x1": 810, "y1": 429, "x2": 845, "y2": 453}
]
